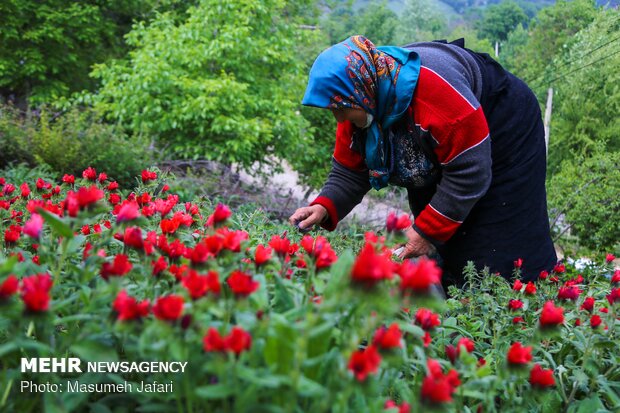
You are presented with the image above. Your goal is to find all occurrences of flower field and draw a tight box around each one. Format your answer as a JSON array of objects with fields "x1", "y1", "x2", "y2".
[{"x1": 0, "y1": 169, "x2": 619, "y2": 413}]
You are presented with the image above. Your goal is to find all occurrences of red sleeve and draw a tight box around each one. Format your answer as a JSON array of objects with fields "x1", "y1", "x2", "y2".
[
  {"x1": 333, "y1": 121, "x2": 365, "y2": 171},
  {"x1": 310, "y1": 196, "x2": 338, "y2": 231}
]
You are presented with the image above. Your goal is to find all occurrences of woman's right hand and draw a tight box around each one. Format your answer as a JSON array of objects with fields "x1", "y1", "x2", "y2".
[{"x1": 288, "y1": 205, "x2": 328, "y2": 231}]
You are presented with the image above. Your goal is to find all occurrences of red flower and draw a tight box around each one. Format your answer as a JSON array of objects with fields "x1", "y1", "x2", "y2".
[
  {"x1": 529, "y1": 364, "x2": 555, "y2": 388},
  {"x1": 268, "y1": 234, "x2": 291, "y2": 257},
  {"x1": 220, "y1": 228, "x2": 248, "y2": 252},
  {"x1": 415, "y1": 308, "x2": 441, "y2": 331},
  {"x1": 81, "y1": 225, "x2": 90, "y2": 235},
  {"x1": 351, "y1": 243, "x2": 394, "y2": 286},
  {"x1": 2, "y1": 183, "x2": 15, "y2": 195},
  {"x1": 512, "y1": 316, "x2": 525, "y2": 324},
  {"x1": 512, "y1": 279, "x2": 523, "y2": 291},
  {"x1": 62, "y1": 174, "x2": 75, "y2": 185},
  {"x1": 76, "y1": 186, "x2": 104, "y2": 208},
  {"x1": 514, "y1": 258, "x2": 523, "y2": 269},
  {"x1": 97, "y1": 172, "x2": 108, "y2": 183},
  {"x1": 611, "y1": 270, "x2": 620, "y2": 284},
  {"x1": 386, "y1": 212, "x2": 412, "y2": 233},
  {"x1": 507, "y1": 342, "x2": 532, "y2": 365},
  {"x1": 123, "y1": 227, "x2": 144, "y2": 250},
  {"x1": 21, "y1": 273, "x2": 53, "y2": 312},
  {"x1": 508, "y1": 299, "x2": 524, "y2": 311},
  {"x1": 457, "y1": 337, "x2": 475, "y2": 354},
  {"x1": 300, "y1": 235, "x2": 338, "y2": 269},
  {"x1": 580, "y1": 297, "x2": 595, "y2": 312},
  {"x1": 557, "y1": 286, "x2": 581, "y2": 301},
  {"x1": 254, "y1": 245, "x2": 272, "y2": 266},
  {"x1": 20, "y1": 182, "x2": 31, "y2": 198},
  {"x1": 106, "y1": 181, "x2": 119, "y2": 191},
  {"x1": 524, "y1": 281, "x2": 537, "y2": 295},
  {"x1": 227, "y1": 270, "x2": 259, "y2": 297},
  {"x1": 606, "y1": 288, "x2": 620, "y2": 305},
  {"x1": 112, "y1": 290, "x2": 150, "y2": 321},
  {"x1": 151, "y1": 256, "x2": 168, "y2": 276},
  {"x1": 398, "y1": 258, "x2": 442, "y2": 293},
  {"x1": 116, "y1": 201, "x2": 140, "y2": 222},
  {"x1": 224, "y1": 326, "x2": 252, "y2": 355},
  {"x1": 141, "y1": 170, "x2": 158, "y2": 183},
  {"x1": 348, "y1": 345, "x2": 381, "y2": 381},
  {"x1": 590, "y1": 314, "x2": 602, "y2": 329},
  {"x1": 552, "y1": 263, "x2": 566, "y2": 274},
  {"x1": 4, "y1": 226, "x2": 21, "y2": 244},
  {"x1": 82, "y1": 167, "x2": 97, "y2": 181},
  {"x1": 540, "y1": 301, "x2": 564, "y2": 327},
  {"x1": 445, "y1": 345, "x2": 458, "y2": 364},
  {"x1": 152, "y1": 295, "x2": 184, "y2": 321},
  {"x1": 606, "y1": 253, "x2": 616, "y2": 264},
  {"x1": 372, "y1": 324, "x2": 403, "y2": 350},
  {"x1": 182, "y1": 270, "x2": 220, "y2": 299},
  {"x1": 203, "y1": 328, "x2": 227, "y2": 352},
  {"x1": 23, "y1": 214, "x2": 43, "y2": 239},
  {"x1": 100, "y1": 254, "x2": 133, "y2": 280},
  {"x1": 423, "y1": 331, "x2": 432, "y2": 347},
  {"x1": 421, "y1": 359, "x2": 460, "y2": 403},
  {"x1": 384, "y1": 400, "x2": 411, "y2": 413},
  {"x1": 0, "y1": 275, "x2": 19, "y2": 299},
  {"x1": 539, "y1": 270, "x2": 549, "y2": 280},
  {"x1": 206, "y1": 203, "x2": 231, "y2": 226}
]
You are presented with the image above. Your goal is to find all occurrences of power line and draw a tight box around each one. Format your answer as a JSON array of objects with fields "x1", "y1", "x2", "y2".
[
  {"x1": 527, "y1": 33, "x2": 620, "y2": 85},
  {"x1": 531, "y1": 46, "x2": 620, "y2": 88}
]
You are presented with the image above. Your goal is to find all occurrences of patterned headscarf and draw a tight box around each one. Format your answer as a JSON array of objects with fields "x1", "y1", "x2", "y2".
[{"x1": 302, "y1": 36, "x2": 421, "y2": 189}]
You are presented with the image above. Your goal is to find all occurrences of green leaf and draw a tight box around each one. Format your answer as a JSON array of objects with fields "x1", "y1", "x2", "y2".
[
  {"x1": 70, "y1": 340, "x2": 118, "y2": 363},
  {"x1": 195, "y1": 384, "x2": 235, "y2": 399},
  {"x1": 297, "y1": 376, "x2": 327, "y2": 397},
  {"x1": 38, "y1": 209, "x2": 74, "y2": 239}
]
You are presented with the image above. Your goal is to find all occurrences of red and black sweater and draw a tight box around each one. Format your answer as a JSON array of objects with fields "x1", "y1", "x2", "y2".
[{"x1": 311, "y1": 42, "x2": 492, "y2": 246}]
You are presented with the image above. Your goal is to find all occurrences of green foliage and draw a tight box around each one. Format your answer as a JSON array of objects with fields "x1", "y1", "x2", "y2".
[
  {"x1": 548, "y1": 150, "x2": 620, "y2": 253},
  {"x1": 547, "y1": 9, "x2": 620, "y2": 173},
  {"x1": 91, "y1": 0, "x2": 315, "y2": 169},
  {"x1": 0, "y1": 105, "x2": 152, "y2": 186},
  {"x1": 0, "y1": 0, "x2": 178, "y2": 106},
  {"x1": 476, "y1": 0, "x2": 529, "y2": 43},
  {"x1": 322, "y1": 1, "x2": 400, "y2": 45},
  {"x1": 397, "y1": 0, "x2": 448, "y2": 43}
]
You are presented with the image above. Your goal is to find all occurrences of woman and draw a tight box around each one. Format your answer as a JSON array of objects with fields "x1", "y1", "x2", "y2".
[{"x1": 289, "y1": 36, "x2": 557, "y2": 286}]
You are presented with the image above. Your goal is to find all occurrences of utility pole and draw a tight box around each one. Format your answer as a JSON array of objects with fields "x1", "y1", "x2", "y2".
[
  {"x1": 495, "y1": 41, "x2": 499, "y2": 58},
  {"x1": 544, "y1": 88, "x2": 553, "y2": 156}
]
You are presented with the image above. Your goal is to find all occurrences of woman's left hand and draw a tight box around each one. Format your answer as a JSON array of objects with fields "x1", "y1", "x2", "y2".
[{"x1": 397, "y1": 226, "x2": 436, "y2": 259}]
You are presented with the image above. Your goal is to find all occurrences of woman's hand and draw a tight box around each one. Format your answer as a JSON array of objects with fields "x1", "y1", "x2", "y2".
[
  {"x1": 397, "y1": 226, "x2": 435, "y2": 259},
  {"x1": 288, "y1": 205, "x2": 328, "y2": 231}
]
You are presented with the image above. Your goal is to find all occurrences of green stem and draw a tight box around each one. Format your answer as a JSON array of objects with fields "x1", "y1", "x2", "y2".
[{"x1": 0, "y1": 378, "x2": 12, "y2": 407}]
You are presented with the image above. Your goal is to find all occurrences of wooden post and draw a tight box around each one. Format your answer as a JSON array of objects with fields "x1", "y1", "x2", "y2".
[
  {"x1": 544, "y1": 88, "x2": 553, "y2": 156},
  {"x1": 495, "y1": 41, "x2": 499, "y2": 58}
]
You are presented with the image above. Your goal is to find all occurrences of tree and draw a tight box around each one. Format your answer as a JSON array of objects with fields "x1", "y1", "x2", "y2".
[
  {"x1": 0, "y1": 0, "x2": 174, "y2": 107},
  {"x1": 397, "y1": 0, "x2": 449, "y2": 44},
  {"x1": 91, "y1": 0, "x2": 316, "y2": 169},
  {"x1": 476, "y1": 0, "x2": 529, "y2": 44}
]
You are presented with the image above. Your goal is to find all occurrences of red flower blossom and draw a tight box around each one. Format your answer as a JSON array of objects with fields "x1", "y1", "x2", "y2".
[
  {"x1": 540, "y1": 301, "x2": 564, "y2": 327},
  {"x1": 457, "y1": 337, "x2": 475, "y2": 354},
  {"x1": 97, "y1": 172, "x2": 107, "y2": 183},
  {"x1": 606, "y1": 253, "x2": 616, "y2": 264},
  {"x1": 512, "y1": 279, "x2": 523, "y2": 291},
  {"x1": 62, "y1": 174, "x2": 75, "y2": 185},
  {"x1": 76, "y1": 186, "x2": 104, "y2": 208},
  {"x1": 82, "y1": 167, "x2": 97, "y2": 181},
  {"x1": 116, "y1": 201, "x2": 140, "y2": 222},
  {"x1": 398, "y1": 257, "x2": 442, "y2": 293},
  {"x1": 524, "y1": 281, "x2": 537, "y2": 295},
  {"x1": 351, "y1": 243, "x2": 394, "y2": 286},
  {"x1": 123, "y1": 227, "x2": 144, "y2": 250},
  {"x1": 182, "y1": 270, "x2": 220, "y2": 299},
  {"x1": 386, "y1": 212, "x2": 412, "y2": 233},
  {"x1": 220, "y1": 228, "x2": 248, "y2": 252},
  {"x1": 151, "y1": 256, "x2": 168, "y2": 276},
  {"x1": 529, "y1": 364, "x2": 555, "y2": 388},
  {"x1": 23, "y1": 214, "x2": 43, "y2": 239},
  {"x1": 81, "y1": 225, "x2": 90, "y2": 235},
  {"x1": 415, "y1": 308, "x2": 441, "y2": 331},
  {"x1": 539, "y1": 270, "x2": 549, "y2": 280},
  {"x1": 508, "y1": 299, "x2": 524, "y2": 311},
  {"x1": 21, "y1": 273, "x2": 53, "y2": 312},
  {"x1": 100, "y1": 254, "x2": 133, "y2": 280},
  {"x1": 590, "y1": 314, "x2": 602, "y2": 329},
  {"x1": 254, "y1": 245, "x2": 272, "y2": 266},
  {"x1": 611, "y1": 270, "x2": 620, "y2": 284},
  {"x1": 20, "y1": 182, "x2": 31, "y2": 198},
  {"x1": 106, "y1": 181, "x2": 119, "y2": 191},
  {"x1": 300, "y1": 235, "x2": 338, "y2": 269},
  {"x1": 580, "y1": 297, "x2": 595, "y2": 312},
  {"x1": 203, "y1": 328, "x2": 227, "y2": 352},
  {"x1": 4, "y1": 225, "x2": 21, "y2": 244},
  {"x1": 552, "y1": 263, "x2": 566, "y2": 274},
  {"x1": 268, "y1": 234, "x2": 291, "y2": 257},
  {"x1": 112, "y1": 290, "x2": 150, "y2": 321},
  {"x1": 384, "y1": 400, "x2": 411, "y2": 413},
  {"x1": 557, "y1": 286, "x2": 581, "y2": 301},
  {"x1": 606, "y1": 288, "x2": 620, "y2": 305},
  {"x1": 372, "y1": 324, "x2": 403, "y2": 350},
  {"x1": 2, "y1": 183, "x2": 15, "y2": 195},
  {"x1": 421, "y1": 359, "x2": 460, "y2": 403},
  {"x1": 514, "y1": 258, "x2": 523, "y2": 269},
  {"x1": 507, "y1": 342, "x2": 532, "y2": 365},
  {"x1": 423, "y1": 331, "x2": 432, "y2": 347},
  {"x1": 141, "y1": 170, "x2": 158, "y2": 183},
  {"x1": 152, "y1": 295, "x2": 184, "y2": 321},
  {"x1": 206, "y1": 203, "x2": 231, "y2": 226},
  {"x1": 512, "y1": 316, "x2": 525, "y2": 324},
  {"x1": 227, "y1": 270, "x2": 259, "y2": 297},
  {"x1": 0, "y1": 275, "x2": 19, "y2": 299},
  {"x1": 348, "y1": 345, "x2": 381, "y2": 381},
  {"x1": 224, "y1": 326, "x2": 252, "y2": 355}
]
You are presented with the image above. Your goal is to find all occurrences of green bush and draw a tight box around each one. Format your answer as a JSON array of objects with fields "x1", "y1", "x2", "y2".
[
  {"x1": 0, "y1": 105, "x2": 153, "y2": 187},
  {"x1": 547, "y1": 149, "x2": 620, "y2": 253}
]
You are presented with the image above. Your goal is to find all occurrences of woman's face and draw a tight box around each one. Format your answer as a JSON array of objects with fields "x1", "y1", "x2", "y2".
[{"x1": 330, "y1": 107, "x2": 368, "y2": 128}]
